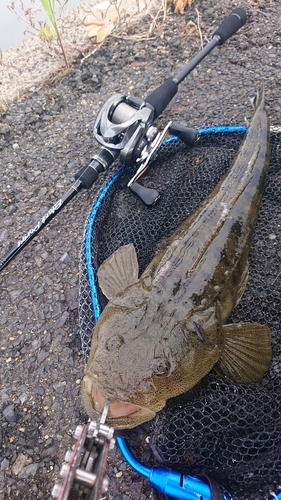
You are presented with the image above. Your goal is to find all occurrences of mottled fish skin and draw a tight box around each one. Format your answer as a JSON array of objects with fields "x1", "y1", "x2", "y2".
[{"x1": 81, "y1": 88, "x2": 271, "y2": 429}]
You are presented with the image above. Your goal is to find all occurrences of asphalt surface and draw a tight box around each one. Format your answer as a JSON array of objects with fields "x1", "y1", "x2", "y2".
[{"x1": 1, "y1": 0, "x2": 281, "y2": 499}]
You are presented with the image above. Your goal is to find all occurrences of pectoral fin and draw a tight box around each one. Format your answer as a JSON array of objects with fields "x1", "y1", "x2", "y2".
[
  {"x1": 214, "y1": 322, "x2": 272, "y2": 384},
  {"x1": 97, "y1": 243, "x2": 139, "y2": 300}
]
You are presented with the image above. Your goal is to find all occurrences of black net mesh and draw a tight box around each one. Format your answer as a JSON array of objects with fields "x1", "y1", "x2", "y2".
[{"x1": 78, "y1": 129, "x2": 281, "y2": 499}]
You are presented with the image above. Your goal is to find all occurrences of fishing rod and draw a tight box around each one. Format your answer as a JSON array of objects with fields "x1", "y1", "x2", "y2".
[{"x1": 0, "y1": 7, "x2": 247, "y2": 273}]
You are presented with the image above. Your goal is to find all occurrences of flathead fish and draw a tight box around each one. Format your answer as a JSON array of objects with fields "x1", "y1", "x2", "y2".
[{"x1": 81, "y1": 88, "x2": 272, "y2": 429}]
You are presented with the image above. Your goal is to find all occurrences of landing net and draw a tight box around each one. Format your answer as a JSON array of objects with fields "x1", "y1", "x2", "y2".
[{"x1": 79, "y1": 127, "x2": 281, "y2": 499}]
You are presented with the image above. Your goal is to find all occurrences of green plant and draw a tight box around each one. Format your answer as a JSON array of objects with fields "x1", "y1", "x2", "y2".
[
  {"x1": 8, "y1": 0, "x2": 69, "y2": 67},
  {"x1": 39, "y1": 0, "x2": 69, "y2": 67}
]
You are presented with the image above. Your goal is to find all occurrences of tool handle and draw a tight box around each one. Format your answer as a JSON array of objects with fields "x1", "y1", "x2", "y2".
[
  {"x1": 145, "y1": 7, "x2": 246, "y2": 118},
  {"x1": 169, "y1": 123, "x2": 198, "y2": 147},
  {"x1": 213, "y1": 7, "x2": 247, "y2": 45},
  {"x1": 145, "y1": 79, "x2": 178, "y2": 119}
]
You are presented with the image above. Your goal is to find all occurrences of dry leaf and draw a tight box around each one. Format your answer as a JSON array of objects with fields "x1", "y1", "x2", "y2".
[
  {"x1": 86, "y1": 21, "x2": 115, "y2": 42},
  {"x1": 174, "y1": 0, "x2": 195, "y2": 15},
  {"x1": 84, "y1": 19, "x2": 104, "y2": 27}
]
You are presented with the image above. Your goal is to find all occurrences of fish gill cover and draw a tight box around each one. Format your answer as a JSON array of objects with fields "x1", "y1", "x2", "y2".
[{"x1": 78, "y1": 130, "x2": 281, "y2": 499}]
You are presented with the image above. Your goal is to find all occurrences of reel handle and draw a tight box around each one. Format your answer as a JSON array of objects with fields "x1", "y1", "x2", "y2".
[
  {"x1": 169, "y1": 123, "x2": 198, "y2": 147},
  {"x1": 129, "y1": 183, "x2": 160, "y2": 206}
]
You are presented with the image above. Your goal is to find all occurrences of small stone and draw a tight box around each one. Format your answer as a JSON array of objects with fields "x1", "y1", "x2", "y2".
[
  {"x1": 56, "y1": 311, "x2": 69, "y2": 327},
  {"x1": 1, "y1": 309, "x2": 9, "y2": 325},
  {"x1": 41, "y1": 114, "x2": 52, "y2": 121},
  {"x1": 130, "y1": 480, "x2": 143, "y2": 497},
  {"x1": 0, "y1": 123, "x2": 10, "y2": 134},
  {"x1": 0, "y1": 229, "x2": 9, "y2": 241},
  {"x1": 18, "y1": 462, "x2": 39, "y2": 478},
  {"x1": 41, "y1": 444, "x2": 59, "y2": 458},
  {"x1": 34, "y1": 385, "x2": 45, "y2": 395},
  {"x1": 24, "y1": 114, "x2": 38, "y2": 125},
  {"x1": 118, "y1": 462, "x2": 127, "y2": 472},
  {"x1": 12, "y1": 454, "x2": 29, "y2": 475},
  {"x1": 65, "y1": 288, "x2": 78, "y2": 310},
  {"x1": 9, "y1": 289, "x2": 23, "y2": 301},
  {"x1": 1, "y1": 458, "x2": 10, "y2": 470},
  {"x1": 19, "y1": 392, "x2": 27, "y2": 404},
  {"x1": 3, "y1": 404, "x2": 16, "y2": 422},
  {"x1": 0, "y1": 388, "x2": 8, "y2": 403},
  {"x1": 37, "y1": 350, "x2": 50, "y2": 363},
  {"x1": 38, "y1": 187, "x2": 48, "y2": 197},
  {"x1": 35, "y1": 257, "x2": 43, "y2": 267},
  {"x1": 60, "y1": 252, "x2": 70, "y2": 263}
]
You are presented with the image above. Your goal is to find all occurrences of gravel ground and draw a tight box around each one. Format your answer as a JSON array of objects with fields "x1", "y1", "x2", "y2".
[
  {"x1": 0, "y1": 0, "x2": 281, "y2": 499},
  {"x1": 0, "y1": 0, "x2": 153, "y2": 107}
]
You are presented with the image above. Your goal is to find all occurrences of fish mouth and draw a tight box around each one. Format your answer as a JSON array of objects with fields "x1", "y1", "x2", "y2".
[
  {"x1": 91, "y1": 383, "x2": 143, "y2": 418},
  {"x1": 83, "y1": 377, "x2": 155, "y2": 421}
]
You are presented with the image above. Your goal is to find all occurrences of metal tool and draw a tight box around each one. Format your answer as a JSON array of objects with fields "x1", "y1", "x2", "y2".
[{"x1": 52, "y1": 401, "x2": 114, "y2": 500}]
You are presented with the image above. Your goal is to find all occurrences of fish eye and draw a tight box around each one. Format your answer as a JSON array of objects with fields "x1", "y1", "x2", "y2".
[
  {"x1": 106, "y1": 335, "x2": 124, "y2": 351},
  {"x1": 153, "y1": 358, "x2": 171, "y2": 377}
]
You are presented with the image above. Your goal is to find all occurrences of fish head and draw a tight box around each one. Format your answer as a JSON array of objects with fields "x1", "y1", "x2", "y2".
[{"x1": 82, "y1": 294, "x2": 223, "y2": 429}]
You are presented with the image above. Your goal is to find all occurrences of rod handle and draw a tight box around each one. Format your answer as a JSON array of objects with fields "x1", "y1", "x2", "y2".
[
  {"x1": 145, "y1": 79, "x2": 178, "y2": 119},
  {"x1": 213, "y1": 7, "x2": 247, "y2": 45}
]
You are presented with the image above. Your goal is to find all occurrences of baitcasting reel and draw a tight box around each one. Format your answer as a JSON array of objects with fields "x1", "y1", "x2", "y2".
[{"x1": 82, "y1": 93, "x2": 198, "y2": 206}]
